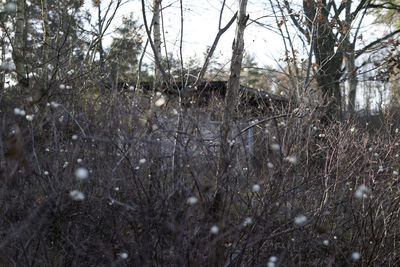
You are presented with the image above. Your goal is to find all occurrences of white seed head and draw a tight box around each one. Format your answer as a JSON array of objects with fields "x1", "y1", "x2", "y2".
[
  {"x1": 119, "y1": 252, "x2": 128, "y2": 259},
  {"x1": 75, "y1": 167, "x2": 89, "y2": 180},
  {"x1": 355, "y1": 184, "x2": 370, "y2": 199},
  {"x1": 50, "y1": 101, "x2": 60, "y2": 108},
  {"x1": 26, "y1": 114, "x2": 34, "y2": 121},
  {"x1": 155, "y1": 97, "x2": 166, "y2": 107},
  {"x1": 271, "y1": 143, "x2": 280, "y2": 151},
  {"x1": 285, "y1": 155, "x2": 297, "y2": 164},
  {"x1": 210, "y1": 225, "x2": 219, "y2": 234},
  {"x1": 351, "y1": 252, "x2": 361, "y2": 261},
  {"x1": 294, "y1": 214, "x2": 307, "y2": 225},
  {"x1": 187, "y1": 196, "x2": 198, "y2": 205},
  {"x1": 243, "y1": 217, "x2": 253, "y2": 227},
  {"x1": 269, "y1": 256, "x2": 278, "y2": 263},
  {"x1": 69, "y1": 190, "x2": 85, "y2": 201},
  {"x1": 252, "y1": 184, "x2": 260, "y2": 193}
]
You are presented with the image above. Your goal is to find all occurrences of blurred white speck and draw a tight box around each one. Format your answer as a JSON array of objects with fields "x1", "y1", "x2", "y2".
[
  {"x1": 187, "y1": 196, "x2": 198, "y2": 205},
  {"x1": 75, "y1": 167, "x2": 89, "y2": 180},
  {"x1": 119, "y1": 252, "x2": 128, "y2": 259},
  {"x1": 351, "y1": 252, "x2": 361, "y2": 261},
  {"x1": 243, "y1": 217, "x2": 253, "y2": 227},
  {"x1": 155, "y1": 97, "x2": 166, "y2": 107},
  {"x1": 63, "y1": 161, "x2": 69, "y2": 168},
  {"x1": 393, "y1": 170, "x2": 399, "y2": 176},
  {"x1": 271, "y1": 143, "x2": 280, "y2": 151},
  {"x1": 210, "y1": 225, "x2": 219, "y2": 234},
  {"x1": 252, "y1": 184, "x2": 260, "y2": 192},
  {"x1": 294, "y1": 214, "x2": 307, "y2": 225},
  {"x1": 69, "y1": 190, "x2": 85, "y2": 201},
  {"x1": 77, "y1": 158, "x2": 83, "y2": 163},
  {"x1": 59, "y1": 84, "x2": 66, "y2": 89},
  {"x1": 323, "y1": 240, "x2": 329, "y2": 246},
  {"x1": 355, "y1": 184, "x2": 370, "y2": 199},
  {"x1": 285, "y1": 155, "x2": 297, "y2": 164},
  {"x1": 44, "y1": 171, "x2": 49, "y2": 175},
  {"x1": 26, "y1": 114, "x2": 34, "y2": 121},
  {"x1": 139, "y1": 158, "x2": 146, "y2": 164},
  {"x1": 71, "y1": 135, "x2": 78, "y2": 140},
  {"x1": 267, "y1": 162, "x2": 274, "y2": 168}
]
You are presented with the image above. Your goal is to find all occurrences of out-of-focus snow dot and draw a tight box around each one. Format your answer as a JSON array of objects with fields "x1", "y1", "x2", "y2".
[
  {"x1": 187, "y1": 196, "x2": 198, "y2": 205},
  {"x1": 393, "y1": 170, "x2": 399, "y2": 176},
  {"x1": 5, "y1": 2, "x2": 16, "y2": 11},
  {"x1": 26, "y1": 114, "x2": 34, "y2": 121},
  {"x1": 210, "y1": 225, "x2": 219, "y2": 234},
  {"x1": 271, "y1": 143, "x2": 280, "y2": 151},
  {"x1": 69, "y1": 190, "x2": 85, "y2": 201},
  {"x1": 269, "y1": 256, "x2": 278, "y2": 263},
  {"x1": 119, "y1": 252, "x2": 128, "y2": 259},
  {"x1": 155, "y1": 97, "x2": 166, "y2": 107},
  {"x1": 59, "y1": 84, "x2": 66, "y2": 89},
  {"x1": 267, "y1": 263, "x2": 275, "y2": 267},
  {"x1": 71, "y1": 135, "x2": 78, "y2": 140},
  {"x1": 114, "y1": 187, "x2": 119, "y2": 191},
  {"x1": 45, "y1": 148, "x2": 50, "y2": 152},
  {"x1": 355, "y1": 184, "x2": 370, "y2": 199},
  {"x1": 278, "y1": 121, "x2": 286, "y2": 127},
  {"x1": 139, "y1": 158, "x2": 146, "y2": 164},
  {"x1": 67, "y1": 69, "x2": 74, "y2": 75},
  {"x1": 294, "y1": 214, "x2": 307, "y2": 225},
  {"x1": 14, "y1": 108, "x2": 21, "y2": 115},
  {"x1": 368, "y1": 147, "x2": 373, "y2": 152},
  {"x1": 129, "y1": 85, "x2": 135, "y2": 91},
  {"x1": 135, "y1": 166, "x2": 140, "y2": 170},
  {"x1": 173, "y1": 109, "x2": 178, "y2": 115},
  {"x1": 318, "y1": 133, "x2": 326, "y2": 138},
  {"x1": 77, "y1": 158, "x2": 83, "y2": 163},
  {"x1": 267, "y1": 162, "x2": 274, "y2": 168},
  {"x1": 75, "y1": 167, "x2": 89, "y2": 180},
  {"x1": 252, "y1": 184, "x2": 260, "y2": 192},
  {"x1": 323, "y1": 240, "x2": 329, "y2": 246},
  {"x1": 373, "y1": 152, "x2": 379, "y2": 157},
  {"x1": 50, "y1": 101, "x2": 60, "y2": 108},
  {"x1": 63, "y1": 161, "x2": 69, "y2": 168},
  {"x1": 66, "y1": 85, "x2": 72, "y2": 89},
  {"x1": 60, "y1": 149, "x2": 64, "y2": 152},
  {"x1": 44, "y1": 171, "x2": 49, "y2": 175},
  {"x1": 396, "y1": 154, "x2": 399, "y2": 158},
  {"x1": 243, "y1": 217, "x2": 253, "y2": 227},
  {"x1": 285, "y1": 155, "x2": 297, "y2": 164},
  {"x1": 156, "y1": 91, "x2": 162, "y2": 97},
  {"x1": 152, "y1": 124, "x2": 158, "y2": 131},
  {"x1": 243, "y1": 167, "x2": 248, "y2": 171},
  {"x1": 396, "y1": 128, "x2": 399, "y2": 133},
  {"x1": 312, "y1": 126, "x2": 318, "y2": 131},
  {"x1": 351, "y1": 252, "x2": 361, "y2": 261},
  {"x1": 350, "y1": 127, "x2": 355, "y2": 132}
]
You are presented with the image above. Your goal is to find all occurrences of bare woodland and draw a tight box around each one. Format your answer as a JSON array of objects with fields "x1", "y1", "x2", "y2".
[{"x1": 1, "y1": 0, "x2": 400, "y2": 266}]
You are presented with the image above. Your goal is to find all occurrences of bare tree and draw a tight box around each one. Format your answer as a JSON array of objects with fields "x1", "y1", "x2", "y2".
[{"x1": 12, "y1": 0, "x2": 28, "y2": 88}]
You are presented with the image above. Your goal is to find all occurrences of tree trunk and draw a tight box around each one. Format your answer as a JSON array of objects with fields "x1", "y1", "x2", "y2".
[
  {"x1": 41, "y1": 0, "x2": 49, "y2": 90},
  {"x1": 304, "y1": 1, "x2": 343, "y2": 119},
  {"x1": 13, "y1": 0, "x2": 28, "y2": 88},
  {"x1": 153, "y1": 0, "x2": 162, "y2": 89},
  {"x1": 212, "y1": 0, "x2": 248, "y2": 265}
]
